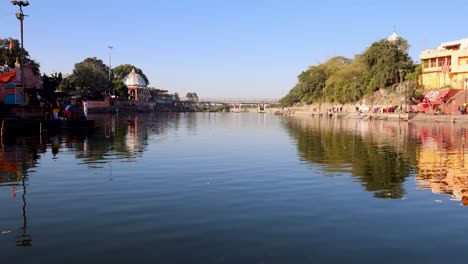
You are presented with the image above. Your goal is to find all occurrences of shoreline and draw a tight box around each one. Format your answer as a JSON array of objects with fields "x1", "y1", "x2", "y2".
[{"x1": 267, "y1": 107, "x2": 468, "y2": 123}]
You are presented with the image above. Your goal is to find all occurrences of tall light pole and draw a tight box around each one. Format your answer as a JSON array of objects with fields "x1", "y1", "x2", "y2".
[
  {"x1": 11, "y1": 1, "x2": 29, "y2": 88},
  {"x1": 465, "y1": 77, "x2": 468, "y2": 106},
  {"x1": 399, "y1": 69, "x2": 403, "y2": 112},
  {"x1": 353, "y1": 76, "x2": 357, "y2": 105},
  {"x1": 107, "y1": 46, "x2": 113, "y2": 81}
]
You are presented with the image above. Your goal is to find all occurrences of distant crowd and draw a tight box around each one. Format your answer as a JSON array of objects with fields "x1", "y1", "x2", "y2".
[{"x1": 32, "y1": 93, "x2": 89, "y2": 120}]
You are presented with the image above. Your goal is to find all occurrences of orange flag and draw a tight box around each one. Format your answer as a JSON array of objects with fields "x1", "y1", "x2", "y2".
[{"x1": 8, "y1": 38, "x2": 13, "y2": 53}]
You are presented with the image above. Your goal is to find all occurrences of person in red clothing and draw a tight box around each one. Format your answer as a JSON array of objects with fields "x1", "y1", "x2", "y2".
[{"x1": 64, "y1": 101, "x2": 73, "y2": 120}]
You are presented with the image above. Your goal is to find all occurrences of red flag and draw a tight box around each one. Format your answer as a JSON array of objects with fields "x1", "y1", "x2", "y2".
[
  {"x1": 8, "y1": 38, "x2": 13, "y2": 53},
  {"x1": 0, "y1": 71, "x2": 16, "y2": 83}
]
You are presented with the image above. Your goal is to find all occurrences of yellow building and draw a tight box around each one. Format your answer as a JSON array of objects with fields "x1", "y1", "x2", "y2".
[{"x1": 420, "y1": 38, "x2": 468, "y2": 90}]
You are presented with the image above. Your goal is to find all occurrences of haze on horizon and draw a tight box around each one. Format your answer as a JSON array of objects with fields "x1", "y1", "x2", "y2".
[{"x1": 2, "y1": 0, "x2": 466, "y2": 98}]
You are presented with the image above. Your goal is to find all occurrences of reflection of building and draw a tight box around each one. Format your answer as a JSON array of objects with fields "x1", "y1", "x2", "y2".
[
  {"x1": 420, "y1": 38, "x2": 468, "y2": 90},
  {"x1": 123, "y1": 68, "x2": 151, "y2": 101},
  {"x1": 413, "y1": 124, "x2": 468, "y2": 205}
]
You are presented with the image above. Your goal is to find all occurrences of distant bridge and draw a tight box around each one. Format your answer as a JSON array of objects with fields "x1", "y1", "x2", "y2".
[{"x1": 181, "y1": 97, "x2": 280, "y2": 105}]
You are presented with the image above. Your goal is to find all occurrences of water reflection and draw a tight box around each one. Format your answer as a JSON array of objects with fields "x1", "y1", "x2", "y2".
[
  {"x1": 285, "y1": 117, "x2": 468, "y2": 204},
  {"x1": 285, "y1": 117, "x2": 414, "y2": 199},
  {"x1": 0, "y1": 138, "x2": 42, "y2": 247},
  {"x1": 412, "y1": 123, "x2": 468, "y2": 205}
]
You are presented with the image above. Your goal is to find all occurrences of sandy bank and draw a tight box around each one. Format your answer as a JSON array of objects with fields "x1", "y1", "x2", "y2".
[{"x1": 268, "y1": 107, "x2": 468, "y2": 123}]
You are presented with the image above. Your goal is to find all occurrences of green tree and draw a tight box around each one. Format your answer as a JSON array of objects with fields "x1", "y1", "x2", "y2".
[
  {"x1": 113, "y1": 64, "x2": 149, "y2": 85},
  {"x1": 0, "y1": 38, "x2": 40, "y2": 76},
  {"x1": 69, "y1": 57, "x2": 109, "y2": 96},
  {"x1": 172, "y1": 92, "x2": 180, "y2": 102},
  {"x1": 112, "y1": 79, "x2": 128, "y2": 99},
  {"x1": 57, "y1": 76, "x2": 73, "y2": 92},
  {"x1": 361, "y1": 37, "x2": 414, "y2": 93},
  {"x1": 186, "y1": 92, "x2": 198, "y2": 102},
  {"x1": 42, "y1": 72, "x2": 64, "y2": 98},
  {"x1": 281, "y1": 56, "x2": 351, "y2": 106},
  {"x1": 280, "y1": 85, "x2": 301, "y2": 106},
  {"x1": 325, "y1": 57, "x2": 365, "y2": 103}
]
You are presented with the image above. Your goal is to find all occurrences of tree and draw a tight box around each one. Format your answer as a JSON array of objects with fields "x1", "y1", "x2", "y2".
[
  {"x1": 112, "y1": 79, "x2": 128, "y2": 99},
  {"x1": 361, "y1": 37, "x2": 414, "y2": 93},
  {"x1": 42, "y1": 72, "x2": 63, "y2": 98},
  {"x1": 172, "y1": 92, "x2": 180, "y2": 102},
  {"x1": 113, "y1": 64, "x2": 149, "y2": 85},
  {"x1": 325, "y1": 57, "x2": 365, "y2": 103},
  {"x1": 57, "y1": 76, "x2": 73, "y2": 92},
  {"x1": 281, "y1": 56, "x2": 351, "y2": 106},
  {"x1": 186, "y1": 92, "x2": 198, "y2": 102},
  {"x1": 69, "y1": 57, "x2": 109, "y2": 96},
  {"x1": 280, "y1": 85, "x2": 301, "y2": 106},
  {"x1": 0, "y1": 38, "x2": 40, "y2": 76}
]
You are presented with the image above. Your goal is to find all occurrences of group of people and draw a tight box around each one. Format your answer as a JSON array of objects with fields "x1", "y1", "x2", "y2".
[{"x1": 49, "y1": 97, "x2": 89, "y2": 120}]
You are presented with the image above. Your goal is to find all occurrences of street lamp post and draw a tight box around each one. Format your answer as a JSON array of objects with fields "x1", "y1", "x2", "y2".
[
  {"x1": 107, "y1": 46, "x2": 113, "y2": 81},
  {"x1": 465, "y1": 78, "x2": 468, "y2": 106},
  {"x1": 399, "y1": 69, "x2": 403, "y2": 112},
  {"x1": 353, "y1": 76, "x2": 357, "y2": 105},
  {"x1": 11, "y1": 1, "x2": 29, "y2": 88}
]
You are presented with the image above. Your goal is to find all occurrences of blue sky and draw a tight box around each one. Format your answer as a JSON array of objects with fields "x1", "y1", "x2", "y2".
[{"x1": 2, "y1": 0, "x2": 467, "y2": 98}]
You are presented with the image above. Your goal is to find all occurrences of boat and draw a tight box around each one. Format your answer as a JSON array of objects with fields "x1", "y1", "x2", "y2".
[
  {"x1": 0, "y1": 105, "x2": 95, "y2": 136},
  {"x1": 1, "y1": 118, "x2": 95, "y2": 136}
]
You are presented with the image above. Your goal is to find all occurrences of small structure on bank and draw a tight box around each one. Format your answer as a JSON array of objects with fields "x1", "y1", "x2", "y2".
[
  {"x1": 0, "y1": 58, "x2": 42, "y2": 105},
  {"x1": 123, "y1": 68, "x2": 151, "y2": 101}
]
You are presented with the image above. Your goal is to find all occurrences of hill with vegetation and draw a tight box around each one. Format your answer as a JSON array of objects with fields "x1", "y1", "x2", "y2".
[{"x1": 280, "y1": 36, "x2": 421, "y2": 107}]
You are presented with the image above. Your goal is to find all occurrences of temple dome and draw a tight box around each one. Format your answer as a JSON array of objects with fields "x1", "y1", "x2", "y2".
[
  {"x1": 123, "y1": 68, "x2": 147, "y2": 87},
  {"x1": 388, "y1": 32, "x2": 400, "y2": 42}
]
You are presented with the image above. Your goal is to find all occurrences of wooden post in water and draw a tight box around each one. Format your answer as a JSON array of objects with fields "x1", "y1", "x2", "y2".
[{"x1": 1, "y1": 120, "x2": 5, "y2": 152}]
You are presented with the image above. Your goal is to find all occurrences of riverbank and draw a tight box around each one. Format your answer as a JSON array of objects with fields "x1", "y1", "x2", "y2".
[{"x1": 268, "y1": 106, "x2": 468, "y2": 123}]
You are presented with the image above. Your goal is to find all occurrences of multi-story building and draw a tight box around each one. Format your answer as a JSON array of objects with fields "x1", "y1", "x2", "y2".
[{"x1": 420, "y1": 38, "x2": 468, "y2": 90}]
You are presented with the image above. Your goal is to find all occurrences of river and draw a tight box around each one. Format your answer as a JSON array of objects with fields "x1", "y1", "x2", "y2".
[{"x1": 0, "y1": 112, "x2": 467, "y2": 263}]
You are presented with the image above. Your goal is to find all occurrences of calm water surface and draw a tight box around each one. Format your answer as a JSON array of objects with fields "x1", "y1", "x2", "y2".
[{"x1": 1, "y1": 113, "x2": 468, "y2": 263}]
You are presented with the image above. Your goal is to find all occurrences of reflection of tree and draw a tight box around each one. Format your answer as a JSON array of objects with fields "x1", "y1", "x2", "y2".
[
  {"x1": 67, "y1": 113, "x2": 178, "y2": 165},
  {"x1": 285, "y1": 118, "x2": 416, "y2": 199}
]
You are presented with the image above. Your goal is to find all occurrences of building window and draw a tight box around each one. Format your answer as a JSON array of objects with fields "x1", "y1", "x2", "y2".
[
  {"x1": 422, "y1": 60, "x2": 429, "y2": 68},
  {"x1": 438, "y1": 57, "x2": 451, "y2": 67}
]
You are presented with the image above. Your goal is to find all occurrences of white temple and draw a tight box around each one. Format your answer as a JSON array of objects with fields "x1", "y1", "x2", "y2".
[
  {"x1": 388, "y1": 32, "x2": 400, "y2": 42},
  {"x1": 122, "y1": 68, "x2": 150, "y2": 101}
]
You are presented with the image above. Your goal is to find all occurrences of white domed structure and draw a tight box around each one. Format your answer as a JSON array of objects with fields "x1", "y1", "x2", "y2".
[
  {"x1": 388, "y1": 32, "x2": 400, "y2": 42},
  {"x1": 123, "y1": 68, "x2": 151, "y2": 101},
  {"x1": 123, "y1": 68, "x2": 147, "y2": 88}
]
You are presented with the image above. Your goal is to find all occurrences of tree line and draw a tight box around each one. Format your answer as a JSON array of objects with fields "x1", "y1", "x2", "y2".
[
  {"x1": 280, "y1": 36, "x2": 420, "y2": 106},
  {"x1": 1, "y1": 38, "x2": 185, "y2": 100}
]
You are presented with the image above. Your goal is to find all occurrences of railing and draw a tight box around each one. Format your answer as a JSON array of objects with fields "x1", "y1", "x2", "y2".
[{"x1": 181, "y1": 97, "x2": 280, "y2": 104}]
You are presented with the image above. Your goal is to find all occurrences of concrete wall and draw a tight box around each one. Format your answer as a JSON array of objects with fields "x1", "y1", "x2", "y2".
[
  {"x1": 420, "y1": 49, "x2": 468, "y2": 89},
  {"x1": 88, "y1": 100, "x2": 111, "y2": 108}
]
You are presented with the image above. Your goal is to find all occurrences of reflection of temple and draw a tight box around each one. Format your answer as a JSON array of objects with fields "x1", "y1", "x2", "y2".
[
  {"x1": 125, "y1": 116, "x2": 147, "y2": 155},
  {"x1": 413, "y1": 123, "x2": 468, "y2": 205},
  {"x1": 0, "y1": 143, "x2": 40, "y2": 246},
  {"x1": 123, "y1": 68, "x2": 151, "y2": 101}
]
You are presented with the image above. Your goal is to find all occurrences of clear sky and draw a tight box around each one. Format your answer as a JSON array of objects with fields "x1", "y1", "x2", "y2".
[{"x1": 1, "y1": 0, "x2": 467, "y2": 98}]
